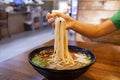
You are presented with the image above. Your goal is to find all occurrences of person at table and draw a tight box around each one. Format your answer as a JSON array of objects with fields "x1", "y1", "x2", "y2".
[{"x1": 46, "y1": 10, "x2": 120, "y2": 38}]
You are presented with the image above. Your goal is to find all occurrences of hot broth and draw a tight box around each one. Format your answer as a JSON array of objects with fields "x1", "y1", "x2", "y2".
[{"x1": 32, "y1": 49, "x2": 91, "y2": 70}]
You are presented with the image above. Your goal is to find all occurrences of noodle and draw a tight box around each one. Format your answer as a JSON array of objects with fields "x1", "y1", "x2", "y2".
[{"x1": 51, "y1": 17, "x2": 74, "y2": 65}]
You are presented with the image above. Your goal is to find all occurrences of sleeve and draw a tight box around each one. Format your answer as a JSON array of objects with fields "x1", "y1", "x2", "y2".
[{"x1": 110, "y1": 10, "x2": 120, "y2": 29}]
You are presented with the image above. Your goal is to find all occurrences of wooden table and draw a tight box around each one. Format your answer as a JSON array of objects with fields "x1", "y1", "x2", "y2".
[{"x1": 0, "y1": 40, "x2": 120, "y2": 80}]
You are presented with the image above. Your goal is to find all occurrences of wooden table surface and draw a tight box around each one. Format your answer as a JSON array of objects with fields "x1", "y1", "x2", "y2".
[{"x1": 0, "y1": 40, "x2": 120, "y2": 80}]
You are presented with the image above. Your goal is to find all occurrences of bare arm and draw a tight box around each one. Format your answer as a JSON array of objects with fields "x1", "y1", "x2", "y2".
[
  {"x1": 46, "y1": 12, "x2": 117, "y2": 38},
  {"x1": 70, "y1": 19, "x2": 116, "y2": 38}
]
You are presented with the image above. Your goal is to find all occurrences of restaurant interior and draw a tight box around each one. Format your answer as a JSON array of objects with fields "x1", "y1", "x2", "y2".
[
  {"x1": 0, "y1": 0, "x2": 120, "y2": 80},
  {"x1": 0, "y1": 0, "x2": 120, "y2": 43}
]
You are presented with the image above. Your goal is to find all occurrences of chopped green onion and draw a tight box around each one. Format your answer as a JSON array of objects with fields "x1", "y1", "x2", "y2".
[
  {"x1": 32, "y1": 57, "x2": 46, "y2": 67},
  {"x1": 85, "y1": 56, "x2": 91, "y2": 60},
  {"x1": 80, "y1": 62, "x2": 87, "y2": 67}
]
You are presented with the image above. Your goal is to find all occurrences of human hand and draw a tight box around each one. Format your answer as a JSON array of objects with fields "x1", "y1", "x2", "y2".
[{"x1": 46, "y1": 12, "x2": 74, "y2": 29}]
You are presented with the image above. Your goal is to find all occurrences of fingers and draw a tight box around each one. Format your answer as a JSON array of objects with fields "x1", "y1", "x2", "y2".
[
  {"x1": 46, "y1": 12, "x2": 60, "y2": 26},
  {"x1": 48, "y1": 17, "x2": 54, "y2": 23},
  {"x1": 46, "y1": 12, "x2": 51, "y2": 20},
  {"x1": 46, "y1": 12, "x2": 55, "y2": 20},
  {"x1": 46, "y1": 12, "x2": 66, "y2": 27},
  {"x1": 46, "y1": 12, "x2": 60, "y2": 19},
  {"x1": 46, "y1": 13, "x2": 55, "y2": 25},
  {"x1": 52, "y1": 22, "x2": 55, "y2": 27}
]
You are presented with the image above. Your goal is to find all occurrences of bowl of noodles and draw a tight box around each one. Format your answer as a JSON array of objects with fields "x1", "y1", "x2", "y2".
[
  {"x1": 28, "y1": 17, "x2": 96, "y2": 80},
  {"x1": 28, "y1": 45, "x2": 95, "y2": 80}
]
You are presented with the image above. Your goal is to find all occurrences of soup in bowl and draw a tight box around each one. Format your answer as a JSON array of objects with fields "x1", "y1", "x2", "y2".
[{"x1": 28, "y1": 45, "x2": 96, "y2": 80}]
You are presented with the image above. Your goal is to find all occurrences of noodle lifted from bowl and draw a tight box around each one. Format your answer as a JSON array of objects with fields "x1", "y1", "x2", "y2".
[
  {"x1": 32, "y1": 17, "x2": 91, "y2": 70},
  {"x1": 49, "y1": 17, "x2": 75, "y2": 65}
]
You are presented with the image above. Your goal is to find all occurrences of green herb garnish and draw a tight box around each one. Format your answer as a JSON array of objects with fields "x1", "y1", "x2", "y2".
[
  {"x1": 80, "y1": 62, "x2": 87, "y2": 67},
  {"x1": 32, "y1": 57, "x2": 46, "y2": 67},
  {"x1": 85, "y1": 56, "x2": 91, "y2": 60}
]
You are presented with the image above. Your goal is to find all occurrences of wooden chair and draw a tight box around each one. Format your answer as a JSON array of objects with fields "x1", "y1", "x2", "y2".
[{"x1": 0, "y1": 12, "x2": 10, "y2": 40}]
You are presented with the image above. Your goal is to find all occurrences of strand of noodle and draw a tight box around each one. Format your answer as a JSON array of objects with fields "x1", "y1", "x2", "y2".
[
  {"x1": 54, "y1": 18, "x2": 59, "y2": 52},
  {"x1": 54, "y1": 17, "x2": 74, "y2": 64},
  {"x1": 57, "y1": 19, "x2": 61, "y2": 60},
  {"x1": 54, "y1": 18, "x2": 60, "y2": 60},
  {"x1": 54, "y1": 18, "x2": 61, "y2": 61},
  {"x1": 57, "y1": 18, "x2": 64, "y2": 61},
  {"x1": 58, "y1": 17, "x2": 74, "y2": 64},
  {"x1": 63, "y1": 19, "x2": 74, "y2": 64},
  {"x1": 60, "y1": 20, "x2": 65, "y2": 61}
]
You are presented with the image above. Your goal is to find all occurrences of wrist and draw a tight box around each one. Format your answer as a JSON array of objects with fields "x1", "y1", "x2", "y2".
[{"x1": 67, "y1": 18, "x2": 75, "y2": 29}]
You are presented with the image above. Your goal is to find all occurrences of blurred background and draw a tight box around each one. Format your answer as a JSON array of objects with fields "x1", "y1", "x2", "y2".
[{"x1": 0, "y1": 0, "x2": 77, "y2": 39}]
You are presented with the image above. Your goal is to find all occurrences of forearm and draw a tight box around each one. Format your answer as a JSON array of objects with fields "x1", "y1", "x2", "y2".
[
  {"x1": 46, "y1": 12, "x2": 117, "y2": 38},
  {"x1": 70, "y1": 19, "x2": 116, "y2": 38}
]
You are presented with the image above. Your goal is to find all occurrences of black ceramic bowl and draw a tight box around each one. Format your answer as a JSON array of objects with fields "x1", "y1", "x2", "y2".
[{"x1": 28, "y1": 46, "x2": 96, "y2": 80}]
